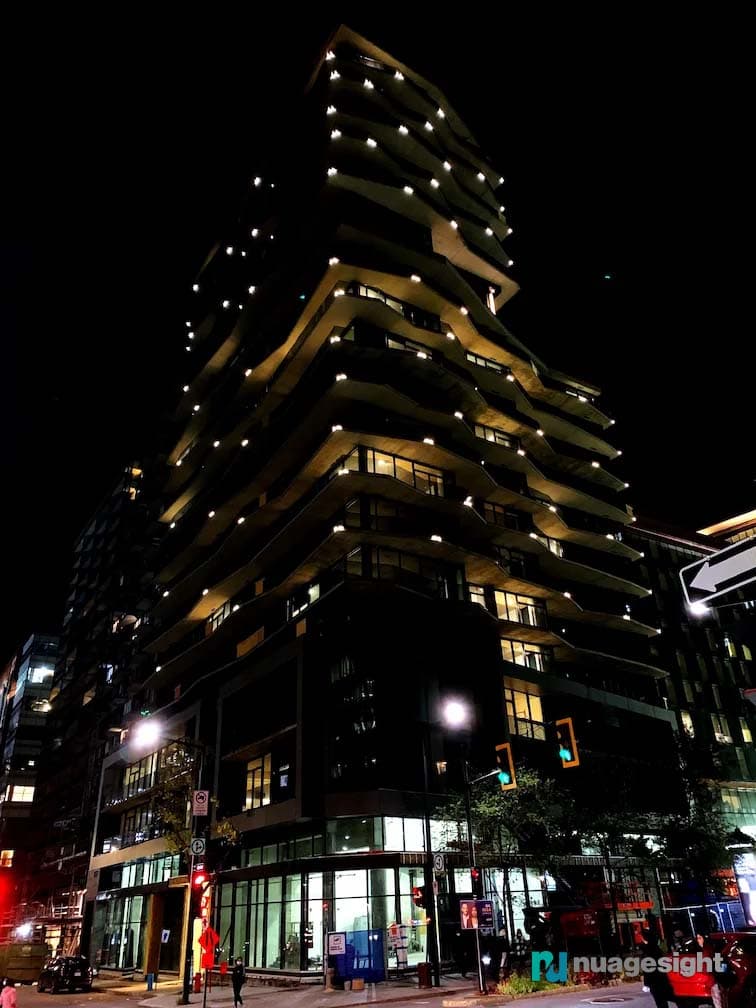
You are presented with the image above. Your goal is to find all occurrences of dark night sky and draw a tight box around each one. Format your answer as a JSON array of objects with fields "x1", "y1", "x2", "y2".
[{"x1": 2, "y1": 11, "x2": 752, "y2": 662}]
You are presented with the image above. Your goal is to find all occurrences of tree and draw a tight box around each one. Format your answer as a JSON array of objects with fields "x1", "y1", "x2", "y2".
[{"x1": 434, "y1": 766, "x2": 575, "y2": 865}]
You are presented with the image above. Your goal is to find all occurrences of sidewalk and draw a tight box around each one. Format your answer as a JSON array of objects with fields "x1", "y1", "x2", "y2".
[{"x1": 134, "y1": 976, "x2": 474, "y2": 1008}]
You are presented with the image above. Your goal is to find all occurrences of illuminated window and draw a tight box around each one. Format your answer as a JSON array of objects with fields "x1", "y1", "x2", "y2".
[
  {"x1": 501, "y1": 639, "x2": 549, "y2": 671},
  {"x1": 493, "y1": 591, "x2": 546, "y2": 627},
  {"x1": 30, "y1": 666, "x2": 54, "y2": 684},
  {"x1": 504, "y1": 686, "x2": 545, "y2": 740},
  {"x1": 681, "y1": 711, "x2": 695, "y2": 737},
  {"x1": 245, "y1": 754, "x2": 272, "y2": 810},
  {"x1": 207, "y1": 601, "x2": 232, "y2": 635},
  {"x1": 474, "y1": 423, "x2": 518, "y2": 450},
  {"x1": 0, "y1": 850, "x2": 13, "y2": 868},
  {"x1": 8, "y1": 786, "x2": 35, "y2": 803},
  {"x1": 744, "y1": 644, "x2": 753, "y2": 663},
  {"x1": 741, "y1": 718, "x2": 753, "y2": 744},
  {"x1": 711, "y1": 714, "x2": 732, "y2": 743}
]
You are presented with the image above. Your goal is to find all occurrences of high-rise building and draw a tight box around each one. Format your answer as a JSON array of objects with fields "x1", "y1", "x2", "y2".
[
  {"x1": 0, "y1": 632, "x2": 58, "y2": 941},
  {"x1": 29, "y1": 464, "x2": 148, "y2": 956},
  {"x1": 86, "y1": 27, "x2": 683, "y2": 975}
]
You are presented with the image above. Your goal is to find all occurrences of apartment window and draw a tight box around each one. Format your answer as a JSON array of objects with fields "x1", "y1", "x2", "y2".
[
  {"x1": 741, "y1": 718, "x2": 753, "y2": 744},
  {"x1": 287, "y1": 582, "x2": 320, "y2": 620},
  {"x1": 682, "y1": 681, "x2": 694, "y2": 704},
  {"x1": 493, "y1": 591, "x2": 546, "y2": 628},
  {"x1": 501, "y1": 639, "x2": 549, "y2": 672},
  {"x1": 676, "y1": 651, "x2": 688, "y2": 675},
  {"x1": 744, "y1": 644, "x2": 753, "y2": 662},
  {"x1": 680, "y1": 711, "x2": 695, "y2": 737},
  {"x1": 711, "y1": 714, "x2": 732, "y2": 744},
  {"x1": 711, "y1": 684, "x2": 722, "y2": 710},
  {"x1": 483, "y1": 501, "x2": 527, "y2": 531},
  {"x1": 736, "y1": 748, "x2": 749, "y2": 777},
  {"x1": 469, "y1": 584, "x2": 487, "y2": 608},
  {"x1": 435, "y1": 761, "x2": 447, "y2": 775},
  {"x1": 207, "y1": 601, "x2": 232, "y2": 634},
  {"x1": 474, "y1": 423, "x2": 518, "y2": 450},
  {"x1": 386, "y1": 333, "x2": 432, "y2": 357},
  {"x1": 504, "y1": 686, "x2": 546, "y2": 740},
  {"x1": 245, "y1": 754, "x2": 272, "y2": 810},
  {"x1": 330, "y1": 657, "x2": 355, "y2": 683},
  {"x1": 365, "y1": 447, "x2": 447, "y2": 497},
  {"x1": 466, "y1": 350, "x2": 503, "y2": 374},
  {"x1": 7, "y1": 786, "x2": 35, "y2": 803},
  {"x1": 0, "y1": 850, "x2": 14, "y2": 867}
]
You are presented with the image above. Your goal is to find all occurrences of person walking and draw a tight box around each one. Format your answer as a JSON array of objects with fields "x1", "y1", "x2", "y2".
[
  {"x1": 640, "y1": 929, "x2": 674, "y2": 1008},
  {"x1": 231, "y1": 957, "x2": 245, "y2": 1008}
]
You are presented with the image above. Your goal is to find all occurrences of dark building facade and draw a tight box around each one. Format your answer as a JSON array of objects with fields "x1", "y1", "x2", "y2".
[
  {"x1": 0, "y1": 633, "x2": 59, "y2": 941},
  {"x1": 28, "y1": 465, "x2": 148, "y2": 956},
  {"x1": 83, "y1": 27, "x2": 687, "y2": 976}
]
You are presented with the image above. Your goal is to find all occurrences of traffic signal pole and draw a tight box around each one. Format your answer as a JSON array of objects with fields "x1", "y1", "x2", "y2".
[
  {"x1": 463, "y1": 760, "x2": 486, "y2": 996},
  {"x1": 180, "y1": 747, "x2": 204, "y2": 1005}
]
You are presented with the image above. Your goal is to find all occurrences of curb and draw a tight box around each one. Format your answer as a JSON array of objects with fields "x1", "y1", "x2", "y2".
[
  {"x1": 443, "y1": 982, "x2": 591, "y2": 1008},
  {"x1": 135, "y1": 985, "x2": 471, "y2": 1008}
]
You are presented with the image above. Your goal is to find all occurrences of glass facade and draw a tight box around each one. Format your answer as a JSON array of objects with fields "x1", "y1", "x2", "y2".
[{"x1": 216, "y1": 865, "x2": 428, "y2": 972}]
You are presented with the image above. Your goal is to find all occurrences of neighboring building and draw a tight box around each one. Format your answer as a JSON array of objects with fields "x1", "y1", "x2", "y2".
[
  {"x1": 699, "y1": 510, "x2": 756, "y2": 548},
  {"x1": 86, "y1": 27, "x2": 684, "y2": 976},
  {"x1": 0, "y1": 633, "x2": 58, "y2": 941},
  {"x1": 28, "y1": 465, "x2": 148, "y2": 957},
  {"x1": 626, "y1": 518, "x2": 756, "y2": 822}
]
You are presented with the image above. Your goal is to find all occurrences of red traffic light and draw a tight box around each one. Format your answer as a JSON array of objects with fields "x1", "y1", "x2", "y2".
[
  {"x1": 192, "y1": 869, "x2": 207, "y2": 887},
  {"x1": 322, "y1": 900, "x2": 329, "y2": 912},
  {"x1": 470, "y1": 868, "x2": 480, "y2": 881},
  {"x1": 412, "y1": 886, "x2": 425, "y2": 908}
]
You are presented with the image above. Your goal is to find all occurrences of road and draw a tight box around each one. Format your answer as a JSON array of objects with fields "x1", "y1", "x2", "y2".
[
  {"x1": 12, "y1": 980, "x2": 651, "y2": 1008},
  {"x1": 14, "y1": 989, "x2": 145, "y2": 1008}
]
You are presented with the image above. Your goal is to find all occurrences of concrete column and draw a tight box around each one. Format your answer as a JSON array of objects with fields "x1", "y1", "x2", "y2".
[{"x1": 143, "y1": 892, "x2": 165, "y2": 977}]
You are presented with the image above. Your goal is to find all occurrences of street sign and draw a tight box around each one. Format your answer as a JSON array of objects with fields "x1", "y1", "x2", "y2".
[
  {"x1": 192, "y1": 790, "x2": 209, "y2": 816},
  {"x1": 433, "y1": 853, "x2": 445, "y2": 874},
  {"x1": 190, "y1": 837, "x2": 206, "y2": 856},
  {"x1": 161, "y1": 929, "x2": 171, "y2": 944},
  {"x1": 327, "y1": 932, "x2": 346, "y2": 955},
  {"x1": 680, "y1": 538, "x2": 756, "y2": 606}
]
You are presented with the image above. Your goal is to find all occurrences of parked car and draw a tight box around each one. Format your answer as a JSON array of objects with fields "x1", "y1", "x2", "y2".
[
  {"x1": 669, "y1": 933, "x2": 756, "y2": 1008},
  {"x1": 37, "y1": 956, "x2": 94, "y2": 993}
]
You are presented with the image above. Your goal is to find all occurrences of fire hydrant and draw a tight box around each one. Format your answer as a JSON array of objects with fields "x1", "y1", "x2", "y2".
[{"x1": 193, "y1": 972, "x2": 202, "y2": 993}]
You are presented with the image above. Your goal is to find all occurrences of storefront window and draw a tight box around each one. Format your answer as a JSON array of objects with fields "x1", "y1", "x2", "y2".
[
  {"x1": 265, "y1": 877, "x2": 282, "y2": 968},
  {"x1": 306, "y1": 873, "x2": 323, "y2": 971},
  {"x1": 326, "y1": 817, "x2": 381, "y2": 852}
]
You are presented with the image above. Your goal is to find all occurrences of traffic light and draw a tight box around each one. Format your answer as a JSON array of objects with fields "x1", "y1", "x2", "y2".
[
  {"x1": 470, "y1": 867, "x2": 483, "y2": 898},
  {"x1": 495, "y1": 742, "x2": 517, "y2": 791},
  {"x1": 555, "y1": 717, "x2": 580, "y2": 768},
  {"x1": 191, "y1": 865, "x2": 207, "y2": 918},
  {"x1": 412, "y1": 886, "x2": 426, "y2": 908}
]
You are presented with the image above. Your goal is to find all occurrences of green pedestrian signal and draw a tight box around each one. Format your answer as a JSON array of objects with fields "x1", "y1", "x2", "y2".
[{"x1": 495, "y1": 742, "x2": 517, "y2": 791}]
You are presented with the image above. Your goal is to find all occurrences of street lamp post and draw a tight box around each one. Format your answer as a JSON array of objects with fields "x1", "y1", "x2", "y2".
[
  {"x1": 132, "y1": 721, "x2": 207, "y2": 1005},
  {"x1": 442, "y1": 700, "x2": 487, "y2": 996}
]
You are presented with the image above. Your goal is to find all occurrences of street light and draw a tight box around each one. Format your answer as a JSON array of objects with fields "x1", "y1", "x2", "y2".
[
  {"x1": 132, "y1": 720, "x2": 207, "y2": 1006},
  {"x1": 441, "y1": 699, "x2": 486, "y2": 996}
]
